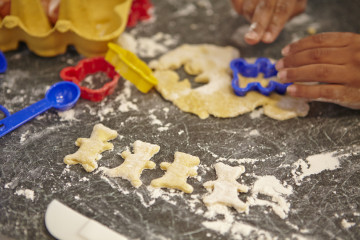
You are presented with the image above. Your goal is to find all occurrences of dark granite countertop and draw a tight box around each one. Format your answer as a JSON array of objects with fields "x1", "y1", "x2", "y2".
[{"x1": 1, "y1": 0, "x2": 360, "y2": 239}]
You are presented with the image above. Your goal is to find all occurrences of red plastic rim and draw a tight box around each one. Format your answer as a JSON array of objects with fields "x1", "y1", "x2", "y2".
[{"x1": 60, "y1": 57, "x2": 120, "y2": 102}]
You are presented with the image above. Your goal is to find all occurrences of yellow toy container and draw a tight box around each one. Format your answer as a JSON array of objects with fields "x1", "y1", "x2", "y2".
[
  {"x1": 0, "y1": 0, "x2": 132, "y2": 57},
  {"x1": 105, "y1": 42, "x2": 158, "y2": 93}
]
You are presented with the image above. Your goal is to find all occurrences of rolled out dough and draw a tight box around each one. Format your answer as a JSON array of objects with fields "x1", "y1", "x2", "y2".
[{"x1": 150, "y1": 44, "x2": 309, "y2": 120}]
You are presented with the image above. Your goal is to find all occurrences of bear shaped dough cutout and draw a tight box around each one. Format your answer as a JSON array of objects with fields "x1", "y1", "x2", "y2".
[
  {"x1": 151, "y1": 152, "x2": 200, "y2": 193},
  {"x1": 101, "y1": 140, "x2": 160, "y2": 188},
  {"x1": 203, "y1": 162, "x2": 248, "y2": 212},
  {"x1": 64, "y1": 124, "x2": 118, "y2": 172}
]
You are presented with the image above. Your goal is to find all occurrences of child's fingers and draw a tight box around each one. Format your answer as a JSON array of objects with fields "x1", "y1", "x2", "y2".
[
  {"x1": 231, "y1": 0, "x2": 244, "y2": 14},
  {"x1": 243, "y1": 0, "x2": 260, "y2": 21},
  {"x1": 276, "y1": 48, "x2": 349, "y2": 70},
  {"x1": 282, "y1": 32, "x2": 355, "y2": 56},
  {"x1": 277, "y1": 64, "x2": 349, "y2": 84},
  {"x1": 245, "y1": 0, "x2": 277, "y2": 45},
  {"x1": 262, "y1": 0, "x2": 296, "y2": 43},
  {"x1": 293, "y1": 0, "x2": 308, "y2": 16},
  {"x1": 287, "y1": 84, "x2": 360, "y2": 109}
]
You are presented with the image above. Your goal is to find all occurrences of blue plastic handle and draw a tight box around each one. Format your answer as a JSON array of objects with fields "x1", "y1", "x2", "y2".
[
  {"x1": 0, "y1": 82, "x2": 80, "y2": 138},
  {"x1": 0, "y1": 51, "x2": 7, "y2": 73}
]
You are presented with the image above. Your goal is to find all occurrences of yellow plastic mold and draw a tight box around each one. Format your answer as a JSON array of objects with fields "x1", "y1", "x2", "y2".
[
  {"x1": 0, "y1": 0, "x2": 132, "y2": 57},
  {"x1": 105, "y1": 42, "x2": 158, "y2": 93}
]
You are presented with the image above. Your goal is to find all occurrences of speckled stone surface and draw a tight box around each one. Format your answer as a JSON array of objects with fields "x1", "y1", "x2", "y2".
[{"x1": 1, "y1": 0, "x2": 360, "y2": 239}]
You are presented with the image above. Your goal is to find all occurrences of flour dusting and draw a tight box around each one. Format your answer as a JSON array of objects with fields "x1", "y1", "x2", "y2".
[
  {"x1": 58, "y1": 109, "x2": 78, "y2": 121},
  {"x1": 248, "y1": 175, "x2": 293, "y2": 219},
  {"x1": 117, "y1": 32, "x2": 178, "y2": 58},
  {"x1": 341, "y1": 219, "x2": 356, "y2": 229},
  {"x1": 15, "y1": 189, "x2": 35, "y2": 201},
  {"x1": 292, "y1": 151, "x2": 340, "y2": 185}
]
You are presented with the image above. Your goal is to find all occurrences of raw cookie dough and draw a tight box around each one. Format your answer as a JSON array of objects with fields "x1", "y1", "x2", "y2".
[
  {"x1": 203, "y1": 162, "x2": 248, "y2": 212},
  {"x1": 64, "y1": 124, "x2": 118, "y2": 172},
  {"x1": 150, "y1": 44, "x2": 309, "y2": 120},
  {"x1": 101, "y1": 140, "x2": 160, "y2": 188},
  {"x1": 151, "y1": 152, "x2": 200, "y2": 193}
]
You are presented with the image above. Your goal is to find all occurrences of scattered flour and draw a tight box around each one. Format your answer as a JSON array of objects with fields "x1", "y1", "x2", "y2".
[
  {"x1": 15, "y1": 189, "x2": 35, "y2": 201},
  {"x1": 341, "y1": 219, "x2": 356, "y2": 229},
  {"x1": 58, "y1": 109, "x2": 78, "y2": 121},
  {"x1": 173, "y1": 3, "x2": 197, "y2": 17},
  {"x1": 217, "y1": 157, "x2": 259, "y2": 165},
  {"x1": 248, "y1": 175, "x2": 293, "y2": 219},
  {"x1": 117, "y1": 32, "x2": 178, "y2": 58},
  {"x1": 20, "y1": 130, "x2": 30, "y2": 143},
  {"x1": 250, "y1": 108, "x2": 264, "y2": 119},
  {"x1": 292, "y1": 151, "x2": 341, "y2": 185},
  {"x1": 249, "y1": 129, "x2": 260, "y2": 136}
]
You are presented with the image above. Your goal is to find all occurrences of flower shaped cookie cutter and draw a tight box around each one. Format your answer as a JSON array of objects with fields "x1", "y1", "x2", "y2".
[
  {"x1": 0, "y1": 51, "x2": 7, "y2": 73},
  {"x1": 230, "y1": 57, "x2": 292, "y2": 96},
  {"x1": 60, "y1": 57, "x2": 120, "y2": 102}
]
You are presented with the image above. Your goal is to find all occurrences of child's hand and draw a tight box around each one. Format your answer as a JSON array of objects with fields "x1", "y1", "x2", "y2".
[
  {"x1": 231, "y1": 0, "x2": 307, "y2": 45},
  {"x1": 276, "y1": 32, "x2": 360, "y2": 109}
]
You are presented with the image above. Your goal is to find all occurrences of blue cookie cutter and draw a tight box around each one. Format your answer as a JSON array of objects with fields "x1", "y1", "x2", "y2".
[
  {"x1": 0, "y1": 51, "x2": 7, "y2": 73},
  {"x1": 230, "y1": 57, "x2": 292, "y2": 96}
]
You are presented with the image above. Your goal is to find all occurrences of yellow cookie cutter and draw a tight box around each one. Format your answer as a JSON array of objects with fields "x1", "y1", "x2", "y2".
[
  {"x1": 105, "y1": 42, "x2": 158, "y2": 93},
  {"x1": 0, "y1": 0, "x2": 132, "y2": 57}
]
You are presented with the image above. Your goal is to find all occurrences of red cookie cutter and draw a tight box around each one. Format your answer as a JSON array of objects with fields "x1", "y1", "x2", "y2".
[
  {"x1": 60, "y1": 57, "x2": 120, "y2": 102},
  {"x1": 127, "y1": 0, "x2": 153, "y2": 27}
]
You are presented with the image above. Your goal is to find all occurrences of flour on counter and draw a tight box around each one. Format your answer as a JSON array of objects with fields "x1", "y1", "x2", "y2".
[
  {"x1": 15, "y1": 189, "x2": 35, "y2": 201},
  {"x1": 248, "y1": 175, "x2": 293, "y2": 219},
  {"x1": 20, "y1": 130, "x2": 30, "y2": 143},
  {"x1": 341, "y1": 219, "x2": 356, "y2": 229},
  {"x1": 292, "y1": 151, "x2": 341, "y2": 185},
  {"x1": 250, "y1": 108, "x2": 264, "y2": 119},
  {"x1": 173, "y1": 3, "x2": 196, "y2": 17},
  {"x1": 117, "y1": 32, "x2": 178, "y2": 58},
  {"x1": 249, "y1": 129, "x2": 260, "y2": 136},
  {"x1": 58, "y1": 109, "x2": 79, "y2": 121}
]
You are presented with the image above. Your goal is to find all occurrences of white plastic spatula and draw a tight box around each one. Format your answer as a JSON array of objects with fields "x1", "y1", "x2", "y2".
[{"x1": 45, "y1": 199, "x2": 128, "y2": 240}]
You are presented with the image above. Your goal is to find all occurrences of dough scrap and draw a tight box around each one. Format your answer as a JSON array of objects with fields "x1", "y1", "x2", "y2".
[
  {"x1": 64, "y1": 124, "x2": 118, "y2": 172},
  {"x1": 150, "y1": 44, "x2": 309, "y2": 120},
  {"x1": 203, "y1": 162, "x2": 248, "y2": 212},
  {"x1": 151, "y1": 152, "x2": 200, "y2": 193},
  {"x1": 101, "y1": 140, "x2": 160, "y2": 188}
]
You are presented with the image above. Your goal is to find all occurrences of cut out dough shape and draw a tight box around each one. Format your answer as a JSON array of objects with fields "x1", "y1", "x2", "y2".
[
  {"x1": 203, "y1": 162, "x2": 248, "y2": 212},
  {"x1": 150, "y1": 44, "x2": 309, "y2": 120},
  {"x1": 151, "y1": 152, "x2": 200, "y2": 193},
  {"x1": 64, "y1": 124, "x2": 118, "y2": 172},
  {"x1": 101, "y1": 140, "x2": 160, "y2": 188}
]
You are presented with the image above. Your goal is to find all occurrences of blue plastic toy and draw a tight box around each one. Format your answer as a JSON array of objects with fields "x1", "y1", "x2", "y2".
[
  {"x1": 0, "y1": 81, "x2": 80, "y2": 138},
  {"x1": 0, "y1": 51, "x2": 7, "y2": 73},
  {"x1": 230, "y1": 57, "x2": 292, "y2": 96}
]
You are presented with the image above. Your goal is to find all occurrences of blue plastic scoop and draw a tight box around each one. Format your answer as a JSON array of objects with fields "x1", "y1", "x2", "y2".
[{"x1": 0, "y1": 81, "x2": 80, "y2": 138}]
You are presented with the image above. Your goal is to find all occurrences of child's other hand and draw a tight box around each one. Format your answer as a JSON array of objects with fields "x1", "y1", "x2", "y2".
[
  {"x1": 231, "y1": 0, "x2": 307, "y2": 45},
  {"x1": 276, "y1": 32, "x2": 360, "y2": 109}
]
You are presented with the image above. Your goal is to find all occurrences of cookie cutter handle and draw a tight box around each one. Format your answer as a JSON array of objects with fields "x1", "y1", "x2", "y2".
[{"x1": 0, "y1": 99, "x2": 52, "y2": 138}]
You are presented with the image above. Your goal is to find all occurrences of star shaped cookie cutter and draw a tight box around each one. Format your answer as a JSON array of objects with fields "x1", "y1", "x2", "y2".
[
  {"x1": 230, "y1": 57, "x2": 292, "y2": 96},
  {"x1": 60, "y1": 57, "x2": 120, "y2": 102},
  {"x1": 0, "y1": 51, "x2": 7, "y2": 73}
]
